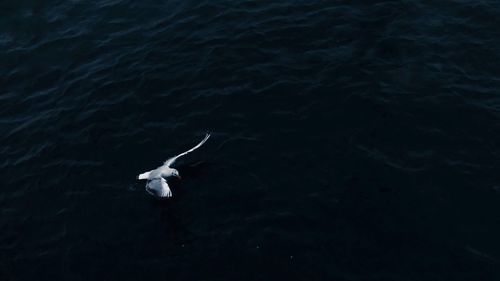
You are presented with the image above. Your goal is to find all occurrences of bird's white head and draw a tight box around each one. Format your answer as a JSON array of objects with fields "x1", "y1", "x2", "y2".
[{"x1": 171, "y1": 169, "x2": 181, "y2": 179}]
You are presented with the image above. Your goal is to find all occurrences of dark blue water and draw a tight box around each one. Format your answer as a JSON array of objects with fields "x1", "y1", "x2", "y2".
[{"x1": 2, "y1": 0, "x2": 500, "y2": 280}]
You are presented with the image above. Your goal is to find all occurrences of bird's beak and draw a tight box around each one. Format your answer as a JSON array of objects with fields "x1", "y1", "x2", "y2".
[{"x1": 176, "y1": 175, "x2": 182, "y2": 179}]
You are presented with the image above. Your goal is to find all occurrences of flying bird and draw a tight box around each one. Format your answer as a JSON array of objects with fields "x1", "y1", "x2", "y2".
[{"x1": 137, "y1": 133, "x2": 211, "y2": 198}]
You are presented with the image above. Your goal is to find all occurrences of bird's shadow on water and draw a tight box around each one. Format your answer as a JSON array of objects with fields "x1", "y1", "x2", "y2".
[{"x1": 147, "y1": 161, "x2": 210, "y2": 246}]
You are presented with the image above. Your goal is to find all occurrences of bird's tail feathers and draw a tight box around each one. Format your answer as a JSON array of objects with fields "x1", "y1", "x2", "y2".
[{"x1": 137, "y1": 171, "x2": 151, "y2": 180}]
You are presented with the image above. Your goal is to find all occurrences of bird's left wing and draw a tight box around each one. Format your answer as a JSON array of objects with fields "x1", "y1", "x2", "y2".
[{"x1": 164, "y1": 133, "x2": 210, "y2": 167}]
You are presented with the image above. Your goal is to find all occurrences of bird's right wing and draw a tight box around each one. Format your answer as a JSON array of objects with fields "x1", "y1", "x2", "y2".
[
  {"x1": 146, "y1": 178, "x2": 172, "y2": 198},
  {"x1": 164, "y1": 133, "x2": 210, "y2": 167}
]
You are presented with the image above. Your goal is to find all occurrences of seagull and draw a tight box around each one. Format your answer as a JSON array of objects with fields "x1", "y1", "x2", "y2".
[{"x1": 137, "y1": 133, "x2": 211, "y2": 198}]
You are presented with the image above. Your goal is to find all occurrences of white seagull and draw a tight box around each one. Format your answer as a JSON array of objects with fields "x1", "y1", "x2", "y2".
[{"x1": 137, "y1": 133, "x2": 211, "y2": 198}]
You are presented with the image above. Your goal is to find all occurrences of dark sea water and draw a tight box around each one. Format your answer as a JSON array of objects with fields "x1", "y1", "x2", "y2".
[{"x1": 2, "y1": 0, "x2": 500, "y2": 280}]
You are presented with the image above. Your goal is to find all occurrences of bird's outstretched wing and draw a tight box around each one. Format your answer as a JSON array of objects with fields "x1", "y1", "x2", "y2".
[
  {"x1": 146, "y1": 178, "x2": 172, "y2": 198},
  {"x1": 164, "y1": 133, "x2": 210, "y2": 167}
]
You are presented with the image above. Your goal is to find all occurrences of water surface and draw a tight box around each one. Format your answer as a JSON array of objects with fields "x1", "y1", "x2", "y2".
[{"x1": 2, "y1": 1, "x2": 500, "y2": 280}]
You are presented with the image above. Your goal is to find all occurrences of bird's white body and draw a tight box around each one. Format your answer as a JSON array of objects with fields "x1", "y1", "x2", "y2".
[
  {"x1": 138, "y1": 166, "x2": 177, "y2": 180},
  {"x1": 137, "y1": 133, "x2": 210, "y2": 198}
]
